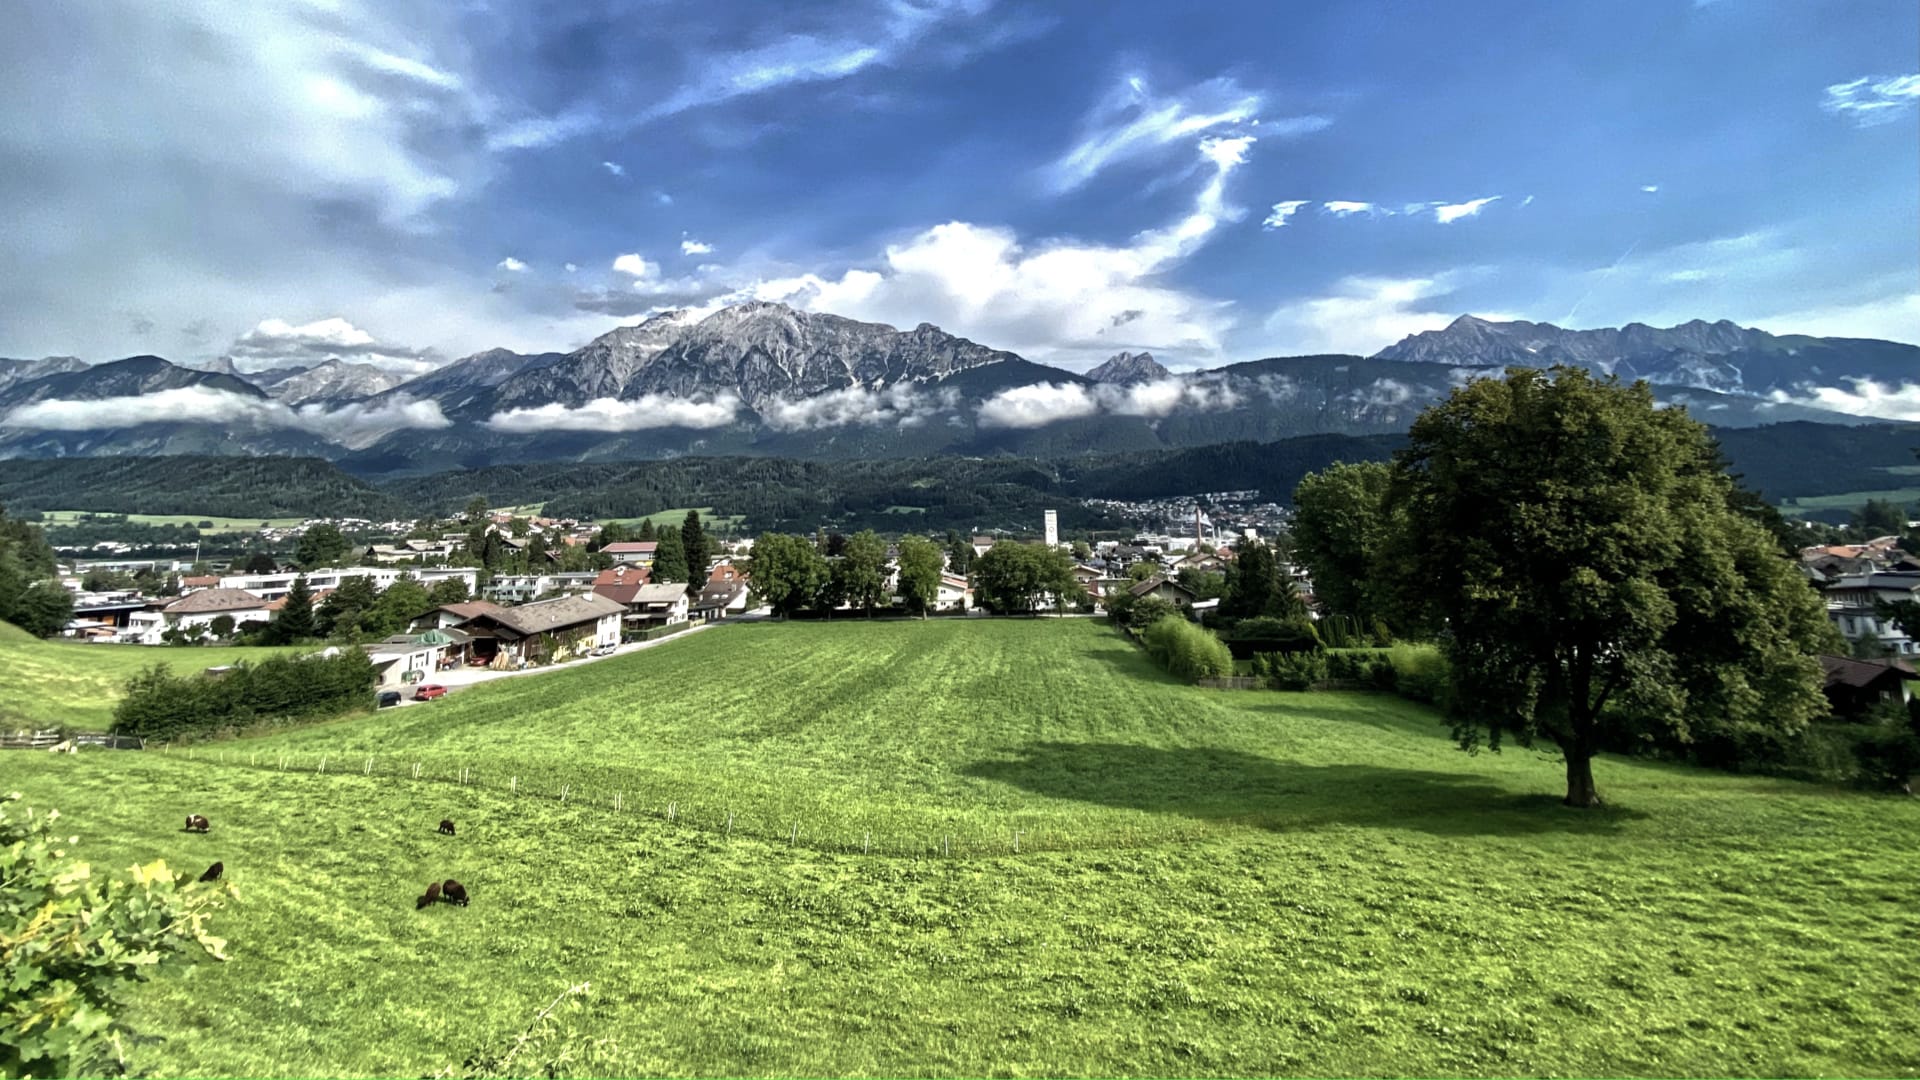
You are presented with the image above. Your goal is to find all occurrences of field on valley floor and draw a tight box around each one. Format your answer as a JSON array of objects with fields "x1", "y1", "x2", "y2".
[{"x1": 5, "y1": 618, "x2": 1917, "y2": 1077}]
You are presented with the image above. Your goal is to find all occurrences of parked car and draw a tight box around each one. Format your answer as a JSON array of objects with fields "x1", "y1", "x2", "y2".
[
  {"x1": 414, "y1": 684, "x2": 448, "y2": 701},
  {"x1": 377, "y1": 690, "x2": 402, "y2": 708}
]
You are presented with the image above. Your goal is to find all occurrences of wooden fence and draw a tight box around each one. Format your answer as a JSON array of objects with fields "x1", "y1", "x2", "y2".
[{"x1": 1, "y1": 729, "x2": 144, "y2": 751}]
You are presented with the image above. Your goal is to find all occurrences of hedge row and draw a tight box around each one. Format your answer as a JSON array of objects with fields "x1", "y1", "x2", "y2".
[
  {"x1": 1139, "y1": 616, "x2": 1235, "y2": 680},
  {"x1": 112, "y1": 650, "x2": 377, "y2": 742}
]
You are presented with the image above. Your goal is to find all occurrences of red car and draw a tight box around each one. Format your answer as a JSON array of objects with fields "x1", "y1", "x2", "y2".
[{"x1": 413, "y1": 683, "x2": 448, "y2": 701}]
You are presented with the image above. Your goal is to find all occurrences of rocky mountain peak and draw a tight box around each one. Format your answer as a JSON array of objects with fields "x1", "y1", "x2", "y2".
[{"x1": 1085, "y1": 351, "x2": 1173, "y2": 384}]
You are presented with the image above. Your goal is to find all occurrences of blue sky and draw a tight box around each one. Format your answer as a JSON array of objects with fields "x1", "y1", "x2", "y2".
[{"x1": 2, "y1": 0, "x2": 1915, "y2": 373}]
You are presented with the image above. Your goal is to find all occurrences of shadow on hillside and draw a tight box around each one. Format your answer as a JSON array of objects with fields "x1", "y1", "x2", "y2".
[{"x1": 962, "y1": 742, "x2": 1645, "y2": 837}]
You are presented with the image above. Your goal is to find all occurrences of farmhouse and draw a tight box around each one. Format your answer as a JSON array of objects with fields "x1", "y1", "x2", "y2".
[
  {"x1": 160, "y1": 587, "x2": 275, "y2": 634},
  {"x1": 1129, "y1": 576, "x2": 1200, "y2": 607},
  {"x1": 362, "y1": 635, "x2": 442, "y2": 690},
  {"x1": 602, "y1": 541, "x2": 659, "y2": 567},
  {"x1": 410, "y1": 600, "x2": 508, "y2": 632},
  {"x1": 1819, "y1": 654, "x2": 1918, "y2": 716},
  {"x1": 453, "y1": 592, "x2": 625, "y2": 668}
]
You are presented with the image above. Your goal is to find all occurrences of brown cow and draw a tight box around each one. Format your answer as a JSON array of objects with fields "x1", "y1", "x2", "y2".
[
  {"x1": 441, "y1": 879, "x2": 469, "y2": 907},
  {"x1": 416, "y1": 881, "x2": 442, "y2": 909},
  {"x1": 197, "y1": 861, "x2": 223, "y2": 883}
]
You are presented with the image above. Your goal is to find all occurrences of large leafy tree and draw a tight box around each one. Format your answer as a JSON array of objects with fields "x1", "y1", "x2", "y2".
[
  {"x1": 831, "y1": 530, "x2": 891, "y2": 616},
  {"x1": 972, "y1": 541, "x2": 1081, "y2": 615},
  {"x1": 1218, "y1": 541, "x2": 1303, "y2": 622},
  {"x1": 1291, "y1": 460, "x2": 1394, "y2": 622},
  {"x1": 294, "y1": 523, "x2": 351, "y2": 570},
  {"x1": 364, "y1": 574, "x2": 430, "y2": 638},
  {"x1": 744, "y1": 532, "x2": 828, "y2": 617},
  {"x1": 0, "y1": 504, "x2": 70, "y2": 637},
  {"x1": 894, "y1": 536, "x2": 944, "y2": 617},
  {"x1": 1388, "y1": 367, "x2": 1838, "y2": 807}
]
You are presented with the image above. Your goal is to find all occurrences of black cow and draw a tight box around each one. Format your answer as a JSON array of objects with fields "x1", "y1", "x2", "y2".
[
  {"x1": 441, "y1": 879, "x2": 469, "y2": 907},
  {"x1": 197, "y1": 861, "x2": 223, "y2": 883},
  {"x1": 438, "y1": 819, "x2": 456, "y2": 836},
  {"x1": 184, "y1": 814, "x2": 211, "y2": 833}
]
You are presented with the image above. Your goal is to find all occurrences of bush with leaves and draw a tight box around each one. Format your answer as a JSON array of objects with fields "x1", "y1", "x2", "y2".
[
  {"x1": 1139, "y1": 616, "x2": 1234, "y2": 680},
  {"x1": 1253, "y1": 650, "x2": 1328, "y2": 691},
  {"x1": 0, "y1": 793, "x2": 234, "y2": 1078},
  {"x1": 113, "y1": 649, "x2": 376, "y2": 742},
  {"x1": 1223, "y1": 615, "x2": 1321, "y2": 659}
]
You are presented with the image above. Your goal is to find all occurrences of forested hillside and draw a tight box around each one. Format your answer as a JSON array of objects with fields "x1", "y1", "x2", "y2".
[{"x1": 0, "y1": 457, "x2": 404, "y2": 518}]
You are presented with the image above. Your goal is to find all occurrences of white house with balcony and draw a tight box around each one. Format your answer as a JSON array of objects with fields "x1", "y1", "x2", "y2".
[{"x1": 1824, "y1": 571, "x2": 1920, "y2": 656}]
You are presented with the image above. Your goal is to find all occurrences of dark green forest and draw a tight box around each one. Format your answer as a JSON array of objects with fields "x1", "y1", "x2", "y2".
[{"x1": 0, "y1": 421, "x2": 1910, "y2": 534}]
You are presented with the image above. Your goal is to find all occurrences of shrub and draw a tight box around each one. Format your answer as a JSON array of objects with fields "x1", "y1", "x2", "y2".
[
  {"x1": 1125, "y1": 596, "x2": 1179, "y2": 631},
  {"x1": 1139, "y1": 616, "x2": 1234, "y2": 680},
  {"x1": 1387, "y1": 643, "x2": 1450, "y2": 706},
  {"x1": 0, "y1": 793, "x2": 233, "y2": 1078},
  {"x1": 1255, "y1": 650, "x2": 1327, "y2": 691},
  {"x1": 1223, "y1": 616, "x2": 1321, "y2": 659}
]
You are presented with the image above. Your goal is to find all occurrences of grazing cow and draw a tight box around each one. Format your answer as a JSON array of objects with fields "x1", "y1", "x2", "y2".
[
  {"x1": 185, "y1": 814, "x2": 211, "y2": 833},
  {"x1": 438, "y1": 819, "x2": 456, "y2": 836},
  {"x1": 417, "y1": 881, "x2": 442, "y2": 909},
  {"x1": 197, "y1": 861, "x2": 223, "y2": 883},
  {"x1": 441, "y1": 879, "x2": 469, "y2": 907}
]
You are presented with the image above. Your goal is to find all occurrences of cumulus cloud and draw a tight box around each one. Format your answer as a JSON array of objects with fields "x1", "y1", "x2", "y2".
[
  {"x1": 601, "y1": 160, "x2": 626, "y2": 177},
  {"x1": 483, "y1": 394, "x2": 741, "y2": 433},
  {"x1": 497, "y1": 257, "x2": 527, "y2": 272},
  {"x1": 1434, "y1": 195, "x2": 1500, "y2": 224},
  {"x1": 612, "y1": 253, "x2": 659, "y2": 279},
  {"x1": 1347, "y1": 378, "x2": 1415, "y2": 408},
  {"x1": 564, "y1": 263, "x2": 579, "y2": 273},
  {"x1": 760, "y1": 384, "x2": 961, "y2": 431},
  {"x1": 975, "y1": 375, "x2": 1240, "y2": 429},
  {"x1": 1263, "y1": 275, "x2": 1486, "y2": 356},
  {"x1": 681, "y1": 238, "x2": 714, "y2": 256},
  {"x1": 1770, "y1": 377, "x2": 1920, "y2": 422},
  {"x1": 1822, "y1": 73, "x2": 1920, "y2": 127},
  {"x1": 1, "y1": 385, "x2": 449, "y2": 443},
  {"x1": 223, "y1": 316, "x2": 439, "y2": 376},
  {"x1": 1262, "y1": 200, "x2": 1309, "y2": 229}
]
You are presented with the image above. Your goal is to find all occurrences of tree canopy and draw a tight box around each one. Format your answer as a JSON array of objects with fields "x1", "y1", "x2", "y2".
[
  {"x1": 894, "y1": 536, "x2": 944, "y2": 617},
  {"x1": 745, "y1": 532, "x2": 828, "y2": 618},
  {"x1": 1387, "y1": 367, "x2": 1838, "y2": 806},
  {"x1": 972, "y1": 542, "x2": 1081, "y2": 615},
  {"x1": 1218, "y1": 541, "x2": 1303, "y2": 622},
  {"x1": 830, "y1": 530, "x2": 891, "y2": 616},
  {"x1": 651, "y1": 529, "x2": 689, "y2": 585},
  {"x1": 1290, "y1": 460, "x2": 1393, "y2": 623}
]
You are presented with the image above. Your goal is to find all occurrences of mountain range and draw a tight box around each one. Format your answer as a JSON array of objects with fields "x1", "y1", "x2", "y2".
[{"x1": 2, "y1": 305, "x2": 1913, "y2": 474}]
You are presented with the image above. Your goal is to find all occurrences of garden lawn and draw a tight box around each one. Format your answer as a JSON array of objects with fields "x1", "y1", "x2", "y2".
[
  {"x1": 4, "y1": 618, "x2": 1916, "y2": 1077},
  {"x1": 0, "y1": 622, "x2": 312, "y2": 731}
]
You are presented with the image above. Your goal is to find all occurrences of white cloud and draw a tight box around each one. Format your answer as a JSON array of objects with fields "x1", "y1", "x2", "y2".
[
  {"x1": 1822, "y1": 73, "x2": 1920, "y2": 127},
  {"x1": 1262, "y1": 200, "x2": 1309, "y2": 229},
  {"x1": 1263, "y1": 275, "x2": 1491, "y2": 355},
  {"x1": 1640, "y1": 184, "x2": 1660, "y2": 194},
  {"x1": 224, "y1": 316, "x2": 439, "y2": 375},
  {"x1": 601, "y1": 160, "x2": 626, "y2": 177},
  {"x1": 1747, "y1": 291, "x2": 1920, "y2": 345},
  {"x1": 612, "y1": 254, "x2": 660, "y2": 280},
  {"x1": 975, "y1": 383, "x2": 1100, "y2": 428},
  {"x1": 681, "y1": 239, "x2": 714, "y2": 256},
  {"x1": 1770, "y1": 376, "x2": 1920, "y2": 422},
  {"x1": 1348, "y1": 378, "x2": 1414, "y2": 408},
  {"x1": 483, "y1": 394, "x2": 741, "y2": 433},
  {"x1": 1, "y1": 385, "x2": 448, "y2": 444},
  {"x1": 1434, "y1": 196, "x2": 1501, "y2": 224},
  {"x1": 1520, "y1": 194, "x2": 1536, "y2": 206},
  {"x1": 564, "y1": 263, "x2": 579, "y2": 273},
  {"x1": 1322, "y1": 201, "x2": 1379, "y2": 216},
  {"x1": 760, "y1": 385, "x2": 960, "y2": 431},
  {"x1": 497, "y1": 257, "x2": 527, "y2": 273},
  {"x1": 975, "y1": 375, "x2": 1240, "y2": 429}
]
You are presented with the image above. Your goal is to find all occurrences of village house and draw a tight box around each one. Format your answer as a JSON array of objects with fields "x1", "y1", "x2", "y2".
[
  {"x1": 362, "y1": 634, "x2": 443, "y2": 690},
  {"x1": 937, "y1": 573, "x2": 973, "y2": 612},
  {"x1": 602, "y1": 541, "x2": 659, "y2": 567},
  {"x1": 486, "y1": 571, "x2": 598, "y2": 603},
  {"x1": 410, "y1": 601, "x2": 508, "y2": 633},
  {"x1": 1819, "y1": 654, "x2": 1918, "y2": 716},
  {"x1": 1823, "y1": 571, "x2": 1920, "y2": 656},
  {"x1": 594, "y1": 566, "x2": 690, "y2": 630},
  {"x1": 451, "y1": 593, "x2": 625, "y2": 668},
  {"x1": 156, "y1": 587, "x2": 276, "y2": 639},
  {"x1": 217, "y1": 567, "x2": 477, "y2": 602},
  {"x1": 692, "y1": 563, "x2": 750, "y2": 620},
  {"x1": 1130, "y1": 576, "x2": 1200, "y2": 608}
]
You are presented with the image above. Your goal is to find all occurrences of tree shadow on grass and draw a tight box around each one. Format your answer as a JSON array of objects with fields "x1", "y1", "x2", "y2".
[{"x1": 962, "y1": 742, "x2": 1646, "y2": 837}]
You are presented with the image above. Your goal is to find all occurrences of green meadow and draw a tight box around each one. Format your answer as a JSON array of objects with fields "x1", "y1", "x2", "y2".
[
  {"x1": 35, "y1": 509, "x2": 308, "y2": 533},
  {"x1": 4, "y1": 619, "x2": 1916, "y2": 1076},
  {"x1": 0, "y1": 622, "x2": 311, "y2": 731}
]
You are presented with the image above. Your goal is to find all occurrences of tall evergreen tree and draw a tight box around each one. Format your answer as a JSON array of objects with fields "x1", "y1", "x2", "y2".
[
  {"x1": 1219, "y1": 542, "x2": 1303, "y2": 621},
  {"x1": 651, "y1": 529, "x2": 689, "y2": 584},
  {"x1": 681, "y1": 510, "x2": 712, "y2": 590},
  {"x1": 268, "y1": 574, "x2": 316, "y2": 643},
  {"x1": 945, "y1": 529, "x2": 974, "y2": 576},
  {"x1": 637, "y1": 519, "x2": 657, "y2": 542}
]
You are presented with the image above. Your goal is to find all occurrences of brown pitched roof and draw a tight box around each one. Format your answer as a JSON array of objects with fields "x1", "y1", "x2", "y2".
[
  {"x1": 1819, "y1": 654, "x2": 1919, "y2": 689},
  {"x1": 1129, "y1": 576, "x2": 1196, "y2": 599},
  {"x1": 594, "y1": 565, "x2": 650, "y2": 587},
  {"x1": 462, "y1": 592, "x2": 626, "y2": 639},
  {"x1": 430, "y1": 601, "x2": 507, "y2": 621},
  {"x1": 163, "y1": 587, "x2": 269, "y2": 614},
  {"x1": 602, "y1": 541, "x2": 658, "y2": 554},
  {"x1": 181, "y1": 574, "x2": 220, "y2": 588}
]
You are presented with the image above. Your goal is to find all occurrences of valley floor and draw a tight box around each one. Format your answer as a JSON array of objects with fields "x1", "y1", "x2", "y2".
[{"x1": 5, "y1": 619, "x2": 1916, "y2": 1077}]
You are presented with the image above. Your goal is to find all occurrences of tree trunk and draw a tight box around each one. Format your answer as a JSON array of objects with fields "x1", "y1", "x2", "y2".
[{"x1": 1564, "y1": 749, "x2": 1602, "y2": 808}]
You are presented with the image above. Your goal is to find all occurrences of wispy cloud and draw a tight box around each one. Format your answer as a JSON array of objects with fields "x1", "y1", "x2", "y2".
[
  {"x1": 223, "y1": 317, "x2": 439, "y2": 375},
  {"x1": 2, "y1": 386, "x2": 449, "y2": 442},
  {"x1": 1322, "y1": 201, "x2": 1379, "y2": 217},
  {"x1": 1434, "y1": 195, "x2": 1501, "y2": 224},
  {"x1": 975, "y1": 375, "x2": 1242, "y2": 429},
  {"x1": 1046, "y1": 73, "x2": 1283, "y2": 192},
  {"x1": 1640, "y1": 184, "x2": 1660, "y2": 193},
  {"x1": 1262, "y1": 200, "x2": 1309, "y2": 229},
  {"x1": 1822, "y1": 73, "x2": 1920, "y2": 127},
  {"x1": 1262, "y1": 274, "x2": 1510, "y2": 355}
]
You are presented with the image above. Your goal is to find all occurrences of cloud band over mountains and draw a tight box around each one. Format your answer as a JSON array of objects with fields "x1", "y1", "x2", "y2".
[{"x1": 1, "y1": 386, "x2": 450, "y2": 440}]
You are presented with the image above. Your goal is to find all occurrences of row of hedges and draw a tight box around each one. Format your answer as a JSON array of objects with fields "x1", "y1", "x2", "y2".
[
  {"x1": 112, "y1": 650, "x2": 377, "y2": 742},
  {"x1": 1140, "y1": 616, "x2": 1235, "y2": 680},
  {"x1": 1248, "y1": 644, "x2": 1452, "y2": 703},
  {"x1": 629, "y1": 622, "x2": 694, "y2": 642}
]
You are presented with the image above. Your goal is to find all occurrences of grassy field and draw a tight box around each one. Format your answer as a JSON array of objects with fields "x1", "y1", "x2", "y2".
[
  {"x1": 597, "y1": 505, "x2": 747, "y2": 532},
  {"x1": 0, "y1": 622, "x2": 313, "y2": 730},
  {"x1": 1779, "y1": 486, "x2": 1920, "y2": 515},
  {"x1": 5, "y1": 619, "x2": 1917, "y2": 1077},
  {"x1": 35, "y1": 509, "x2": 309, "y2": 533}
]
